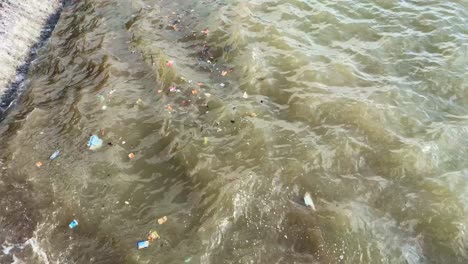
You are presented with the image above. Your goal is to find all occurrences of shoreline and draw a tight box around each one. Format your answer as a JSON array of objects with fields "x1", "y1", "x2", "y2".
[{"x1": 0, "y1": 0, "x2": 62, "y2": 120}]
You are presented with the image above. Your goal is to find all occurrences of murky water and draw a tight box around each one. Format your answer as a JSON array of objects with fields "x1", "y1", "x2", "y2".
[{"x1": 1, "y1": 0, "x2": 468, "y2": 263}]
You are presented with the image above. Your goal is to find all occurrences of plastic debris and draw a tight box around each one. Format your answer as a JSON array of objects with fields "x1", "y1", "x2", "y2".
[
  {"x1": 220, "y1": 83, "x2": 225, "y2": 87},
  {"x1": 170, "y1": 86, "x2": 177, "y2": 92},
  {"x1": 87, "y1": 135, "x2": 103, "y2": 150},
  {"x1": 136, "y1": 98, "x2": 143, "y2": 105},
  {"x1": 192, "y1": 89, "x2": 199, "y2": 95},
  {"x1": 158, "y1": 216, "x2": 168, "y2": 225},
  {"x1": 204, "y1": 137, "x2": 208, "y2": 145},
  {"x1": 137, "y1": 240, "x2": 149, "y2": 249},
  {"x1": 243, "y1": 92, "x2": 248, "y2": 98},
  {"x1": 69, "y1": 220, "x2": 78, "y2": 229},
  {"x1": 167, "y1": 105, "x2": 174, "y2": 111},
  {"x1": 35, "y1": 161, "x2": 43, "y2": 168},
  {"x1": 201, "y1": 29, "x2": 209, "y2": 35},
  {"x1": 148, "y1": 230, "x2": 160, "y2": 241},
  {"x1": 102, "y1": 105, "x2": 107, "y2": 110},
  {"x1": 205, "y1": 93, "x2": 212, "y2": 98},
  {"x1": 50, "y1": 150, "x2": 60, "y2": 160},
  {"x1": 304, "y1": 192, "x2": 316, "y2": 211},
  {"x1": 197, "y1": 82, "x2": 203, "y2": 87},
  {"x1": 249, "y1": 113, "x2": 257, "y2": 117},
  {"x1": 125, "y1": 201, "x2": 130, "y2": 205},
  {"x1": 122, "y1": 141, "x2": 126, "y2": 145},
  {"x1": 157, "y1": 89, "x2": 163, "y2": 93},
  {"x1": 221, "y1": 71, "x2": 228, "y2": 76},
  {"x1": 128, "y1": 153, "x2": 135, "y2": 159},
  {"x1": 97, "y1": 95, "x2": 105, "y2": 103},
  {"x1": 109, "y1": 89, "x2": 116, "y2": 95},
  {"x1": 166, "y1": 60, "x2": 174, "y2": 67},
  {"x1": 185, "y1": 257, "x2": 193, "y2": 263}
]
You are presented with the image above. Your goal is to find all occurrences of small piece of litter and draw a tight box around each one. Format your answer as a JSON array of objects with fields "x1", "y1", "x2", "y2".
[
  {"x1": 137, "y1": 240, "x2": 149, "y2": 249},
  {"x1": 136, "y1": 98, "x2": 143, "y2": 105},
  {"x1": 249, "y1": 113, "x2": 257, "y2": 117},
  {"x1": 197, "y1": 82, "x2": 203, "y2": 87},
  {"x1": 243, "y1": 92, "x2": 248, "y2": 98},
  {"x1": 220, "y1": 83, "x2": 225, "y2": 87},
  {"x1": 221, "y1": 71, "x2": 228, "y2": 76},
  {"x1": 125, "y1": 201, "x2": 130, "y2": 205},
  {"x1": 201, "y1": 29, "x2": 209, "y2": 35},
  {"x1": 97, "y1": 95, "x2": 105, "y2": 103},
  {"x1": 166, "y1": 60, "x2": 174, "y2": 67},
  {"x1": 340, "y1": 255, "x2": 344, "y2": 260},
  {"x1": 69, "y1": 220, "x2": 78, "y2": 229},
  {"x1": 304, "y1": 192, "x2": 316, "y2": 211},
  {"x1": 203, "y1": 137, "x2": 208, "y2": 145},
  {"x1": 205, "y1": 93, "x2": 212, "y2": 98},
  {"x1": 158, "y1": 216, "x2": 168, "y2": 225},
  {"x1": 50, "y1": 150, "x2": 60, "y2": 160},
  {"x1": 192, "y1": 89, "x2": 199, "y2": 95},
  {"x1": 88, "y1": 135, "x2": 103, "y2": 150},
  {"x1": 148, "y1": 230, "x2": 160, "y2": 241},
  {"x1": 170, "y1": 86, "x2": 177, "y2": 92},
  {"x1": 35, "y1": 161, "x2": 43, "y2": 168},
  {"x1": 185, "y1": 257, "x2": 193, "y2": 263},
  {"x1": 128, "y1": 153, "x2": 135, "y2": 159},
  {"x1": 157, "y1": 90, "x2": 163, "y2": 93},
  {"x1": 102, "y1": 105, "x2": 107, "y2": 110},
  {"x1": 109, "y1": 89, "x2": 116, "y2": 95},
  {"x1": 122, "y1": 141, "x2": 126, "y2": 145},
  {"x1": 167, "y1": 105, "x2": 174, "y2": 111}
]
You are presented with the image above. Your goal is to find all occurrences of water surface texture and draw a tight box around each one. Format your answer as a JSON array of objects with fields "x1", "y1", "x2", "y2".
[{"x1": 1, "y1": 0, "x2": 468, "y2": 263}]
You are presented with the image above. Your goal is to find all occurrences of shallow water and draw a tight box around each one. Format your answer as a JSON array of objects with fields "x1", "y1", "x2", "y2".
[{"x1": 0, "y1": 0, "x2": 468, "y2": 263}]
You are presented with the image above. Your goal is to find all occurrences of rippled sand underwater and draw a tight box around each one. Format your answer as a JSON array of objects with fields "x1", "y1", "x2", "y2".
[{"x1": 1, "y1": 0, "x2": 468, "y2": 263}]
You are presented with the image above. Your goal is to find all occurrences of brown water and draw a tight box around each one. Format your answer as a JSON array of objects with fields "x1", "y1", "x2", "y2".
[{"x1": 1, "y1": 0, "x2": 468, "y2": 263}]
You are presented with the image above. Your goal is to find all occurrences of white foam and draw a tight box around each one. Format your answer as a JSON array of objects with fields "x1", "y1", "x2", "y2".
[{"x1": 0, "y1": 0, "x2": 60, "y2": 94}]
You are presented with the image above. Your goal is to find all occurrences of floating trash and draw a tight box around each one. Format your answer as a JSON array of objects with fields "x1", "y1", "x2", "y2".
[
  {"x1": 185, "y1": 257, "x2": 193, "y2": 263},
  {"x1": 35, "y1": 161, "x2": 43, "y2": 168},
  {"x1": 69, "y1": 220, "x2": 78, "y2": 229},
  {"x1": 166, "y1": 60, "x2": 174, "y2": 67},
  {"x1": 243, "y1": 92, "x2": 248, "y2": 98},
  {"x1": 204, "y1": 137, "x2": 208, "y2": 145},
  {"x1": 87, "y1": 135, "x2": 103, "y2": 150},
  {"x1": 102, "y1": 105, "x2": 107, "y2": 110},
  {"x1": 97, "y1": 95, "x2": 105, "y2": 103},
  {"x1": 192, "y1": 89, "x2": 199, "y2": 95},
  {"x1": 201, "y1": 29, "x2": 209, "y2": 35},
  {"x1": 148, "y1": 230, "x2": 160, "y2": 241},
  {"x1": 220, "y1": 83, "x2": 225, "y2": 87},
  {"x1": 136, "y1": 240, "x2": 149, "y2": 249},
  {"x1": 128, "y1": 153, "x2": 135, "y2": 159},
  {"x1": 170, "y1": 86, "x2": 177, "y2": 92},
  {"x1": 158, "y1": 216, "x2": 168, "y2": 225},
  {"x1": 50, "y1": 150, "x2": 60, "y2": 160},
  {"x1": 304, "y1": 192, "x2": 316, "y2": 211},
  {"x1": 221, "y1": 71, "x2": 228, "y2": 76},
  {"x1": 197, "y1": 82, "x2": 203, "y2": 87}
]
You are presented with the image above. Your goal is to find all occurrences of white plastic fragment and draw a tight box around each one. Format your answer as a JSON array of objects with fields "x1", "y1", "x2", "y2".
[{"x1": 304, "y1": 192, "x2": 316, "y2": 211}]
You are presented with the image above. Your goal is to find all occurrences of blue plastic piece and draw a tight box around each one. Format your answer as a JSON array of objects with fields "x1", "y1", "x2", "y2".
[
  {"x1": 69, "y1": 220, "x2": 78, "y2": 229},
  {"x1": 50, "y1": 150, "x2": 60, "y2": 160},
  {"x1": 87, "y1": 135, "x2": 103, "y2": 150},
  {"x1": 136, "y1": 240, "x2": 149, "y2": 249}
]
